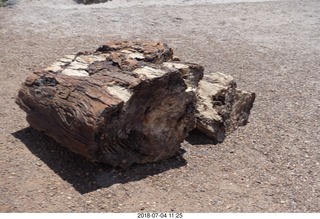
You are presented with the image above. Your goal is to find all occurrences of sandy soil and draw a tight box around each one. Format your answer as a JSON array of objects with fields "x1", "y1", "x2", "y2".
[{"x1": 0, "y1": 0, "x2": 320, "y2": 213}]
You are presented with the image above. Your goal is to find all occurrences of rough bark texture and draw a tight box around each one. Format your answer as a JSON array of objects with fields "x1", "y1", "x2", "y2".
[
  {"x1": 16, "y1": 41, "x2": 255, "y2": 167},
  {"x1": 16, "y1": 41, "x2": 203, "y2": 167}
]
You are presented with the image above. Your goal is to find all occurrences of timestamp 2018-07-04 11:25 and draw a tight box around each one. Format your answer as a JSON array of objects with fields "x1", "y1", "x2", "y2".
[{"x1": 137, "y1": 213, "x2": 183, "y2": 219}]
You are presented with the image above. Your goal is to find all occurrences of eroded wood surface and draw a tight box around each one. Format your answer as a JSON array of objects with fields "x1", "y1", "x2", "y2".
[{"x1": 16, "y1": 41, "x2": 255, "y2": 167}]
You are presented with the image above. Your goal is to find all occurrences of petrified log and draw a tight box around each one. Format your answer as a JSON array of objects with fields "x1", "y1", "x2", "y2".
[
  {"x1": 16, "y1": 41, "x2": 204, "y2": 167},
  {"x1": 16, "y1": 41, "x2": 255, "y2": 167},
  {"x1": 195, "y1": 73, "x2": 256, "y2": 142}
]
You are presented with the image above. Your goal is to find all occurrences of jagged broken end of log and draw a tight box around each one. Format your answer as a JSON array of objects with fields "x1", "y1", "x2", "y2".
[
  {"x1": 16, "y1": 40, "x2": 255, "y2": 167},
  {"x1": 195, "y1": 73, "x2": 256, "y2": 142}
]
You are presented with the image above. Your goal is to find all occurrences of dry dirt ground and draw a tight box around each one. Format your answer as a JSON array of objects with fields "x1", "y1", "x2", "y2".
[{"x1": 0, "y1": 0, "x2": 320, "y2": 213}]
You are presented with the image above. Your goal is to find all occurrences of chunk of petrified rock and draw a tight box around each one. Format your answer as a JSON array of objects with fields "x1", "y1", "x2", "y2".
[
  {"x1": 16, "y1": 41, "x2": 203, "y2": 167},
  {"x1": 16, "y1": 41, "x2": 255, "y2": 167},
  {"x1": 195, "y1": 73, "x2": 255, "y2": 142}
]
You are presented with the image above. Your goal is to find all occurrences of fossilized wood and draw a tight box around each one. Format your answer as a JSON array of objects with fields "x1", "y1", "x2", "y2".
[
  {"x1": 16, "y1": 41, "x2": 204, "y2": 167},
  {"x1": 195, "y1": 72, "x2": 256, "y2": 142},
  {"x1": 16, "y1": 41, "x2": 255, "y2": 167}
]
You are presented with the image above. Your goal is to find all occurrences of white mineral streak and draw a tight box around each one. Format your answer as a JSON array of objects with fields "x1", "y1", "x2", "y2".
[
  {"x1": 60, "y1": 57, "x2": 73, "y2": 63},
  {"x1": 133, "y1": 66, "x2": 166, "y2": 79},
  {"x1": 186, "y1": 87, "x2": 195, "y2": 92},
  {"x1": 129, "y1": 52, "x2": 145, "y2": 59},
  {"x1": 64, "y1": 55, "x2": 77, "y2": 60},
  {"x1": 120, "y1": 49, "x2": 133, "y2": 54},
  {"x1": 44, "y1": 65, "x2": 62, "y2": 72},
  {"x1": 44, "y1": 61, "x2": 66, "y2": 72},
  {"x1": 121, "y1": 49, "x2": 145, "y2": 59},
  {"x1": 163, "y1": 62, "x2": 189, "y2": 70},
  {"x1": 68, "y1": 61, "x2": 89, "y2": 70},
  {"x1": 105, "y1": 85, "x2": 132, "y2": 102},
  {"x1": 61, "y1": 69, "x2": 89, "y2": 77}
]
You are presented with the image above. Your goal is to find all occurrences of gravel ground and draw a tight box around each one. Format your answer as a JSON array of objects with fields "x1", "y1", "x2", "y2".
[{"x1": 0, "y1": 0, "x2": 320, "y2": 213}]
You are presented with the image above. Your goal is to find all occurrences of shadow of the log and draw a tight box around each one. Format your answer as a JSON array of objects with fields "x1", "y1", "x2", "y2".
[
  {"x1": 12, "y1": 127, "x2": 187, "y2": 194},
  {"x1": 74, "y1": 0, "x2": 111, "y2": 5},
  {"x1": 186, "y1": 129, "x2": 222, "y2": 145}
]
